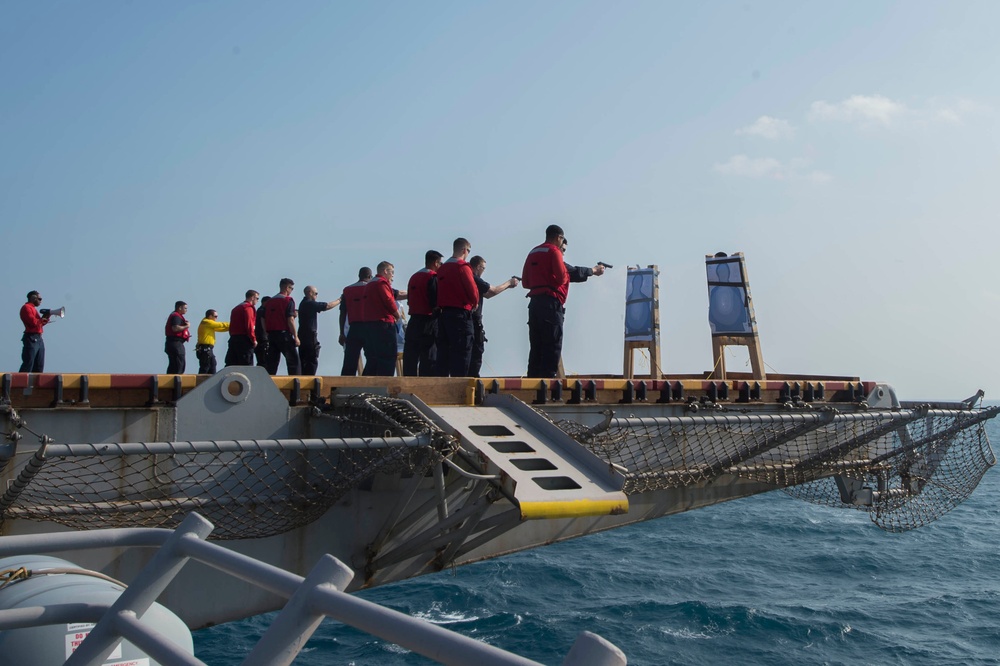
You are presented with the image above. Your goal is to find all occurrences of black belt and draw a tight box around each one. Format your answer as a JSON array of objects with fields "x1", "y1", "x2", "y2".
[{"x1": 528, "y1": 295, "x2": 565, "y2": 313}]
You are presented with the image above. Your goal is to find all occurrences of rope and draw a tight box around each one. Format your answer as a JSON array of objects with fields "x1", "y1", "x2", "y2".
[
  {"x1": 0, "y1": 567, "x2": 30, "y2": 590},
  {"x1": 0, "y1": 566, "x2": 127, "y2": 590}
]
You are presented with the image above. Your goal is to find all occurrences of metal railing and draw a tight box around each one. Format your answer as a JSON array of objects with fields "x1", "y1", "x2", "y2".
[{"x1": 0, "y1": 513, "x2": 626, "y2": 666}]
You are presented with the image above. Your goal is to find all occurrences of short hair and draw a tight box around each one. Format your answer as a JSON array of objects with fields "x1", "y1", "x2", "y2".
[
  {"x1": 245, "y1": 289, "x2": 259, "y2": 300},
  {"x1": 260, "y1": 296, "x2": 271, "y2": 304},
  {"x1": 453, "y1": 237, "x2": 471, "y2": 254},
  {"x1": 376, "y1": 260, "x2": 394, "y2": 274},
  {"x1": 545, "y1": 224, "x2": 564, "y2": 240},
  {"x1": 425, "y1": 250, "x2": 443, "y2": 267},
  {"x1": 26, "y1": 290, "x2": 39, "y2": 300},
  {"x1": 358, "y1": 266, "x2": 373, "y2": 280},
  {"x1": 469, "y1": 255, "x2": 485, "y2": 269},
  {"x1": 205, "y1": 309, "x2": 216, "y2": 318},
  {"x1": 279, "y1": 277, "x2": 294, "y2": 290},
  {"x1": 175, "y1": 301, "x2": 187, "y2": 310}
]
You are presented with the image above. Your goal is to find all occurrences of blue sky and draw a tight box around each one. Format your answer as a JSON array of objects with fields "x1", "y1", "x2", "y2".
[{"x1": 3, "y1": 1, "x2": 998, "y2": 400}]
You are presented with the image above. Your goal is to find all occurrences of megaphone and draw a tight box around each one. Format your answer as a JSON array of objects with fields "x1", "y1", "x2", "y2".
[{"x1": 39, "y1": 307, "x2": 66, "y2": 319}]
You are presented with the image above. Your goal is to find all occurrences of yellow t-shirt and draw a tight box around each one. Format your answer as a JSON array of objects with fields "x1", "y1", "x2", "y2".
[{"x1": 197, "y1": 319, "x2": 230, "y2": 346}]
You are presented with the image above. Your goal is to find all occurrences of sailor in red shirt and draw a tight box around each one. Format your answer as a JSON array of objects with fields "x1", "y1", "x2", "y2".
[
  {"x1": 402, "y1": 250, "x2": 443, "y2": 376},
  {"x1": 339, "y1": 266, "x2": 373, "y2": 376},
  {"x1": 521, "y1": 225, "x2": 605, "y2": 377},
  {"x1": 19, "y1": 290, "x2": 50, "y2": 373},
  {"x1": 164, "y1": 300, "x2": 191, "y2": 374},
  {"x1": 358, "y1": 261, "x2": 402, "y2": 376},
  {"x1": 264, "y1": 277, "x2": 300, "y2": 375},
  {"x1": 435, "y1": 237, "x2": 479, "y2": 377},
  {"x1": 225, "y1": 290, "x2": 259, "y2": 367}
]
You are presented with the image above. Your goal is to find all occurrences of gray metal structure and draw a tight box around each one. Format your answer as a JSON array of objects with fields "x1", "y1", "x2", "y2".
[
  {"x1": 0, "y1": 366, "x2": 996, "y2": 663},
  {"x1": 0, "y1": 513, "x2": 625, "y2": 665}
]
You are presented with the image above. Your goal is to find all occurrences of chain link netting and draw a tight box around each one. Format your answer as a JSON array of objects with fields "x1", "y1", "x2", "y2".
[
  {"x1": 559, "y1": 406, "x2": 999, "y2": 532},
  {"x1": 0, "y1": 394, "x2": 456, "y2": 540}
]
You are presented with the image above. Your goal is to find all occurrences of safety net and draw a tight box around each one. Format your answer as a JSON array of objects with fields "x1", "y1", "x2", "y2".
[
  {"x1": 559, "y1": 405, "x2": 999, "y2": 532},
  {"x1": 0, "y1": 394, "x2": 455, "y2": 539}
]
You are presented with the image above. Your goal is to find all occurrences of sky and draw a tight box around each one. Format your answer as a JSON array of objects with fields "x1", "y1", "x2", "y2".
[{"x1": 2, "y1": 1, "x2": 999, "y2": 400}]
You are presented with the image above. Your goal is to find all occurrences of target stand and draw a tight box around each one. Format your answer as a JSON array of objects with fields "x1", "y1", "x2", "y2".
[
  {"x1": 622, "y1": 265, "x2": 662, "y2": 379},
  {"x1": 705, "y1": 252, "x2": 766, "y2": 381}
]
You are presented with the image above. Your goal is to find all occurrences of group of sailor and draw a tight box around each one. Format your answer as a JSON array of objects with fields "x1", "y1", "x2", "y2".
[{"x1": 17, "y1": 226, "x2": 604, "y2": 379}]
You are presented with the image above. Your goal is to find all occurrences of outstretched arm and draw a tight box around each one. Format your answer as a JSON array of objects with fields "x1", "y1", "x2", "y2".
[{"x1": 485, "y1": 276, "x2": 520, "y2": 299}]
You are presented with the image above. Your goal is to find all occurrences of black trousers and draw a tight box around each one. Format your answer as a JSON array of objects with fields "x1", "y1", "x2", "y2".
[
  {"x1": 196, "y1": 345, "x2": 217, "y2": 374},
  {"x1": 468, "y1": 316, "x2": 486, "y2": 378},
  {"x1": 362, "y1": 321, "x2": 397, "y2": 376},
  {"x1": 225, "y1": 335, "x2": 255, "y2": 367},
  {"x1": 402, "y1": 314, "x2": 438, "y2": 377},
  {"x1": 254, "y1": 334, "x2": 268, "y2": 367},
  {"x1": 265, "y1": 330, "x2": 301, "y2": 375},
  {"x1": 165, "y1": 338, "x2": 186, "y2": 374},
  {"x1": 19, "y1": 333, "x2": 45, "y2": 373},
  {"x1": 299, "y1": 331, "x2": 320, "y2": 375},
  {"x1": 437, "y1": 308, "x2": 473, "y2": 377},
  {"x1": 341, "y1": 324, "x2": 366, "y2": 376},
  {"x1": 527, "y1": 296, "x2": 564, "y2": 378}
]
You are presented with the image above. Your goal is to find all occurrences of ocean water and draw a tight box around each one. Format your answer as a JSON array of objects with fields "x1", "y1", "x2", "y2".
[{"x1": 195, "y1": 418, "x2": 1000, "y2": 665}]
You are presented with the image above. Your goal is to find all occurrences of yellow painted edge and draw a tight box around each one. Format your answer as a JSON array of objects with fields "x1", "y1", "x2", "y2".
[
  {"x1": 85, "y1": 374, "x2": 112, "y2": 389},
  {"x1": 269, "y1": 376, "x2": 324, "y2": 391},
  {"x1": 156, "y1": 375, "x2": 198, "y2": 389},
  {"x1": 52, "y1": 373, "x2": 82, "y2": 389},
  {"x1": 60, "y1": 373, "x2": 112, "y2": 389},
  {"x1": 519, "y1": 497, "x2": 629, "y2": 520}
]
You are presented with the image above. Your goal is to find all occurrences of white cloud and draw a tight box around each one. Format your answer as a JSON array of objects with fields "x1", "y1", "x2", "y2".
[
  {"x1": 736, "y1": 115, "x2": 795, "y2": 140},
  {"x1": 809, "y1": 94, "x2": 907, "y2": 127},
  {"x1": 714, "y1": 154, "x2": 831, "y2": 182},
  {"x1": 808, "y1": 94, "x2": 988, "y2": 129}
]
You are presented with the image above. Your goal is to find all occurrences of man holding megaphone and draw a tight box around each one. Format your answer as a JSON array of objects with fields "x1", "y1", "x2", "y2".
[{"x1": 19, "y1": 290, "x2": 51, "y2": 373}]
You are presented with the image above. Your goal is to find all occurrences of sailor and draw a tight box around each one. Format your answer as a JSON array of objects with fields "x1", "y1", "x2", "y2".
[
  {"x1": 196, "y1": 309, "x2": 230, "y2": 375},
  {"x1": 359, "y1": 261, "x2": 402, "y2": 376},
  {"x1": 19, "y1": 290, "x2": 50, "y2": 373},
  {"x1": 164, "y1": 301, "x2": 191, "y2": 374},
  {"x1": 468, "y1": 255, "x2": 519, "y2": 378},
  {"x1": 254, "y1": 296, "x2": 270, "y2": 367},
  {"x1": 521, "y1": 226, "x2": 604, "y2": 377},
  {"x1": 402, "y1": 250, "x2": 443, "y2": 376},
  {"x1": 435, "y1": 238, "x2": 479, "y2": 377},
  {"x1": 225, "y1": 290, "x2": 259, "y2": 367},
  {"x1": 263, "y1": 278, "x2": 301, "y2": 375},
  {"x1": 298, "y1": 285, "x2": 342, "y2": 376},
  {"x1": 339, "y1": 267, "x2": 373, "y2": 376}
]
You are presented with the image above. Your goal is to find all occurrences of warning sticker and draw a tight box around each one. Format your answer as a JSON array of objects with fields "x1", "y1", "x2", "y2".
[
  {"x1": 104, "y1": 660, "x2": 150, "y2": 666},
  {"x1": 64, "y1": 630, "x2": 123, "y2": 660}
]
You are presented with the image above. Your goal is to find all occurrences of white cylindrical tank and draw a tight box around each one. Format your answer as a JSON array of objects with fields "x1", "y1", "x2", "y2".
[{"x1": 0, "y1": 555, "x2": 194, "y2": 666}]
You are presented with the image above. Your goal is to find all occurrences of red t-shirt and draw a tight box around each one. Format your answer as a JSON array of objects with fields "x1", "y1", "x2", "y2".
[
  {"x1": 20, "y1": 303, "x2": 46, "y2": 335},
  {"x1": 436, "y1": 258, "x2": 478, "y2": 310},
  {"x1": 341, "y1": 280, "x2": 368, "y2": 323},
  {"x1": 407, "y1": 268, "x2": 438, "y2": 316},
  {"x1": 229, "y1": 301, "x2": 257, "y2": 343},
  {"x1": 361, "y1": 277, "x2": 397, "y2": 323},
  {"x1": 165, "y1": 311, "x2": 191, "y2": 341},
  {"x1": 522, "y1": 242, "x2": 570, "y2": 304},
  {"x1": 264, "y1": 294, "x2": 295, "y2": 333}
]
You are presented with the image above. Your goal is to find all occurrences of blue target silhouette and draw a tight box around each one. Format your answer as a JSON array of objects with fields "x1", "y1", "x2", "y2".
[{"x1": 708, "y1": 261, "x2": 750, "y2": 334}]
